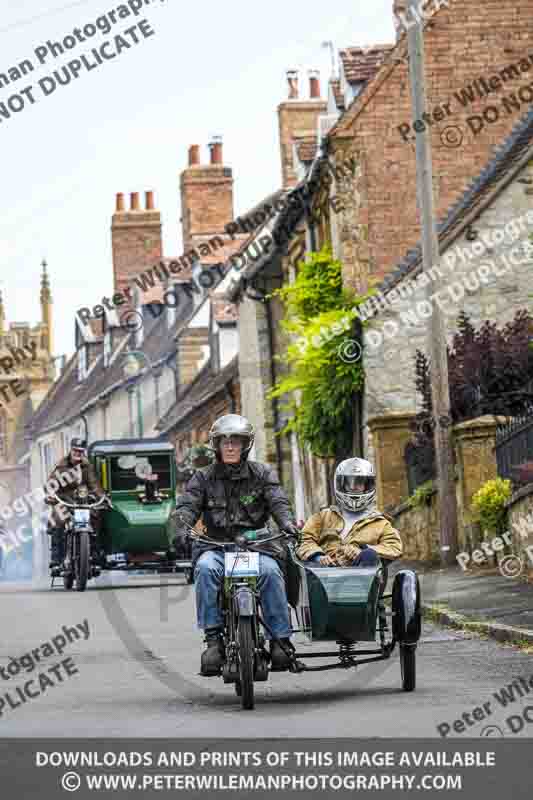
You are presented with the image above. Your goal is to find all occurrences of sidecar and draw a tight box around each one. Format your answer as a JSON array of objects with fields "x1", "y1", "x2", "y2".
[
  {"x1": 288, "y1": 551, "x2": 421, "y2": 691},
  {"x1": 88, "y1": 438, "x2": 189, "y2": 574}
]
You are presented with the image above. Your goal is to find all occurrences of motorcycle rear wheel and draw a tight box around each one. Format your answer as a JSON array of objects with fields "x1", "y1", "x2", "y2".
[{"x1": 237, "y1": 617, "x2": 255, "y2": 710}]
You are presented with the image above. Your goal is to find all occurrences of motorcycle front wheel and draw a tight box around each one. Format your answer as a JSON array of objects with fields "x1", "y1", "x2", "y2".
[
  {"x1": 63, "y1": 535, "x2": 74, "y2": 590},
  {"x1": 237, "y1": 616, "x2": 255, "y2": 710},
  {"x1": 74, "y1": 531, "x2": 90, "y2": 592}
]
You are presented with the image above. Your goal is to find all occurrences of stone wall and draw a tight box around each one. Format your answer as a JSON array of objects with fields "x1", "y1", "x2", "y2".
[
  {"x1": 506, "y1": 484, "x2": 533, "y2": 582},
  {"x1": 391, "y1": 493, "x2": 441, "y2": 563}
]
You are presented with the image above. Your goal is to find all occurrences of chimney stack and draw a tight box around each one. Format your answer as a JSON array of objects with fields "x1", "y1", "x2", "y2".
[
  {"x1": 277, "y1": 69, "x2": 327, "y2": 188},
  {"x1": 111, "y1": 190, "x2": 162, "y2": 296},
  {"x1": 209, "y1": 135, "x2": 223, "y2": 165},
  {"x1": 287, "y1": 69, "x2": 299, "y2": 99},
  {"x1": 188, "y1": 144, "x2": 200, "y2": 166},
  {"x1": 309, "y1": 69, "x2": 321, "y2": 99},
  {"x1": 179, "y1": 139, "x2": 234, "y2": 251}
]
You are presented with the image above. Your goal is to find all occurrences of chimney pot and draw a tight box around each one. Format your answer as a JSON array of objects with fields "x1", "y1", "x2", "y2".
[
  {"x1": 188, "y1": 144, "x2": 200, "y2": 166},
  {"x1": 145, "y1": 190, "x2": 154, "y2": 210},
  {"x1": 116, "y1": 192, "x2": 125, "y2": 212},
  {"x1": 287, "y1": 69, "x2": 299, "y2": 99},
  {"x1": 130, "y1": 192, "x2": 140, "y2": 211},
  {"x1": 209, "y1": 136, "x2": 223, "y2": 165},
  {"x1": 309, "y1": 69, "x2": 321, "y2": 99}
]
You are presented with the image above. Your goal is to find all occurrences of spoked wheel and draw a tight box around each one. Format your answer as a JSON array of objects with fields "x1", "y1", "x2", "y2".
[
  {"x1": 74, "y1": 532, "x2": 90, "y2": 592},
  {"x1": 63, "y1": 535, "x2": 74, "y2": 590},
  {"x1": 237, "y1": 617, "x2": 255, "y2": 710},
  {"x1": 400, "y1": 644, "x2": 416, "y2": 692}
]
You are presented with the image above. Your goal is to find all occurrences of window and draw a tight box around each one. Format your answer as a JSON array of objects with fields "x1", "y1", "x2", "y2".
[
  {"x1": 109, "y1": 455, "x2": 172, "y2": 491},
  {"x1": 0, "y1": 413, "x2": 7, "y2": 458},
  {"x1": 40, "y1": 440, "x2": 54, "y2": 480},
  {"x1": 78, "y1": 346, "x2": 87, "y2": 381}
]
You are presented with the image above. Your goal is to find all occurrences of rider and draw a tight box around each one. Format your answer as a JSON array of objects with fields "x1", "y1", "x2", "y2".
[
  {"x1": 297, "y1": 457, "x2": 402, "y2": 566},
  {"x1": 46, "y1": 438, "x2": 107, "y2": 568},
  {"x1": 174, "y1": 414, "x2": 300, "y2": 675}
]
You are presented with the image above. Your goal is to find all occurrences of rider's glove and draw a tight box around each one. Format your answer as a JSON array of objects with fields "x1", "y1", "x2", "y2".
[{"x1": 281, "y1": 522, "x2": 300, "y2": 540}]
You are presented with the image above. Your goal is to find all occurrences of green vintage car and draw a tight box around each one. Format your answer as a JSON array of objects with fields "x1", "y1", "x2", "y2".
[{"x1": 87, "y1": 438, "x2": 187, "y2": 574}]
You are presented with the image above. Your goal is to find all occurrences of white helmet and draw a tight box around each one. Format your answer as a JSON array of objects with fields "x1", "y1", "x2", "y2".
[
  {"x1": 208, "y1": 414, "x2": 254, "y2": 463},
  {"x1": 334, "y1": 457, "x2": 376, "y2": 512}
]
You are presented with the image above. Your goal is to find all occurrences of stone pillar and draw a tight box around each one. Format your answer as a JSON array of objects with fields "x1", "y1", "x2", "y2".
[
  {"x1": 454, "y1": 415, "x2": 507, "y2": 512},
  {"x1": 367, "y1": 412, "x2": 417, "y2": 510},
  {"x1": 453, "y1": 416, "x2": 508, "y2": 550}
]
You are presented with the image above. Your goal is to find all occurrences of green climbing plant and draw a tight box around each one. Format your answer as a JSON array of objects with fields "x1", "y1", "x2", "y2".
[{"x1": 267, "y1": 245, "x2": 373, "y2": 458}]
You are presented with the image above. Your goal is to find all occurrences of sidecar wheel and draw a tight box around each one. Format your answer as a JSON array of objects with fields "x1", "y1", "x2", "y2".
[
  {"x1": 237, "y1": 617, "x2": 255, "y2": 710},
  {"x1": 400, "y1": 645, "x2": 416, "y2": 692}
]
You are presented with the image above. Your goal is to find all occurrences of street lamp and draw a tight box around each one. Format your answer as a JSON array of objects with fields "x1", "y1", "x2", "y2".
[{"x1": 122, "y1": 351, "x2": 154, "y2": 439}]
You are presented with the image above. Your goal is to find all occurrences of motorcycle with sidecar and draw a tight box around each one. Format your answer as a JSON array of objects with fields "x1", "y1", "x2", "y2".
[{"x1": 180, "y1": 518, "x2": 421, "y2": 710}]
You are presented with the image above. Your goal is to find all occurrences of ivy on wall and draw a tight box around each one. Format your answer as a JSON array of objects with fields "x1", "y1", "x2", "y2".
[{"x1": 267, "y1": 246, "x2": 372, "y2": 458}]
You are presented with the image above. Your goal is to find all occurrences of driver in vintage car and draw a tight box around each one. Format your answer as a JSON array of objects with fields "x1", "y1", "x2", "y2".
[
  {"x1": 297, "y1": 457, "x2": 403, "y2": 567},
  {"x1": 45, "y1": 438, "x2": 107, "y2": 568},
  {"x1": 174, "y1": 414, "x2": 300, "y2": 675}
]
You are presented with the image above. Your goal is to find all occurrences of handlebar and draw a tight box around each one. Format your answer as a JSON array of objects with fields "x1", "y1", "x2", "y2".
[
  {"x1": 48, "y1": 492, "x2": 113, "y2": 510},
  {"x1": 176, "y1": 514, "x2": 292, "y2": 550}
]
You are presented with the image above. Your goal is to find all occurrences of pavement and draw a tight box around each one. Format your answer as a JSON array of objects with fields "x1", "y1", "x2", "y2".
[{"x1": 395, "y1": 561, "x2": 533, "y2": 646}]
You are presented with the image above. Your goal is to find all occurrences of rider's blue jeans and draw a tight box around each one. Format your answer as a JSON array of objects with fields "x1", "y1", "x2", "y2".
[{"x1": 194, "y1": 550, "x2": 292, "y2": 639}]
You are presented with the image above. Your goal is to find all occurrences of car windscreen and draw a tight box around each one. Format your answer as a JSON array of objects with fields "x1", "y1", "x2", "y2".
[{"x1": 109, "y1": 454, "x2": 172, "y2": 491}]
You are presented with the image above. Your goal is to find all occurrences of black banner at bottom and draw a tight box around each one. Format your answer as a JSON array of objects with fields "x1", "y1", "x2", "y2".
[{"x1": 0, "y1": 739, "x2": 531, "y2": 798}]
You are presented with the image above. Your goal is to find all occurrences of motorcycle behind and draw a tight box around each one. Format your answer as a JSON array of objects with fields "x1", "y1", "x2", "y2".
[{"x1": 49, "y1": 487, "x2": 112, "y2": 591}]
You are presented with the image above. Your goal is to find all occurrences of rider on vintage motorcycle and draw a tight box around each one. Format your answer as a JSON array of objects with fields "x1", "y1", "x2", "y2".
[
  {"x1": 174, "y1": 414, "x2": 300, "y2": 675},
  {"x1": 45, "y1": 438, "x2": 107, "y2": 568},
  {"x1": 297, "y1": 457, "x2": 403, "y2": 566}
]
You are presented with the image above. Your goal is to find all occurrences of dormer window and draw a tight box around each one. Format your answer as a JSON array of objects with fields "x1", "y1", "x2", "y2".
[{"x1": 77, "y1": 345, "x2": 87, "y2": 381}]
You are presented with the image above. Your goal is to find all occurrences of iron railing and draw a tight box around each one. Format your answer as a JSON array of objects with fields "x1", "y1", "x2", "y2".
[{"x1": 495, "y1": 402, "x2": 533, "y2": 482}]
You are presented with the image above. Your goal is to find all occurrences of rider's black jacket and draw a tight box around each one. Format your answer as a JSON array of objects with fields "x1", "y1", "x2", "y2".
[{"x1": 175, "y1": 460, "x2": 296, "y2": 569}]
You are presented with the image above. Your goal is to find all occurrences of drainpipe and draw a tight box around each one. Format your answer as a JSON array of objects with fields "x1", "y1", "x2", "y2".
[{"x1": 264, "y1": 295, "x2": 284, "y2": 483}]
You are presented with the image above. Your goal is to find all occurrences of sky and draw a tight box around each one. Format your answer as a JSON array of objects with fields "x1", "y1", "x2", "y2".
[{"x1": 0, "y1": 0, "x2": 397, "y2": 358}]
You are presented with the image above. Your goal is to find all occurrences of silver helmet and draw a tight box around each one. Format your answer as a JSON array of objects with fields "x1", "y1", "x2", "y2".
[
  {"x1": 208, "y1": 414, "x2": 255, "y2": 462},
  {"x1": 334, "y1": 457, "x2": 376, "y2": 512}
]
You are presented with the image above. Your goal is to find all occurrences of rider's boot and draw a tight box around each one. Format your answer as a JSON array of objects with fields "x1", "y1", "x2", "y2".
[
  {"x1": 200, "y1": 628, "x2": 225, "y2": 676},
  {"x1": 269, "y1": 638, "x2": 294, "y2": 671}
]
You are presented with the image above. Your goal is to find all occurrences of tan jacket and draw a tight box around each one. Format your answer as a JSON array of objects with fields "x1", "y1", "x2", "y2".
[{"x1": 297, "y1": 505, "x2": 403, "y2": 565}]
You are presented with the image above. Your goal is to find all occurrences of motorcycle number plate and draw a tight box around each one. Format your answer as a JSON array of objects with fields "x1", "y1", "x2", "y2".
[
  {"x1": 73, "y1": 509, "x2": 90, "y2": 524},
  {"x1": 224, "y1": 551, "x2": 259, "y2": 577}
]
